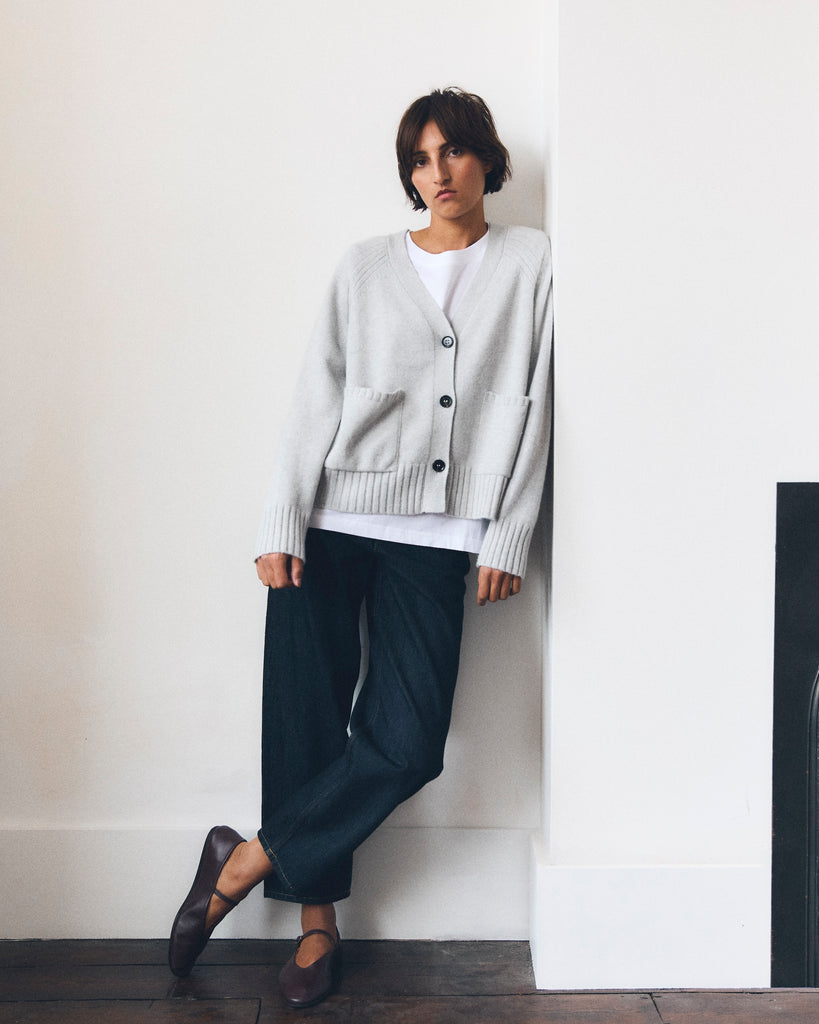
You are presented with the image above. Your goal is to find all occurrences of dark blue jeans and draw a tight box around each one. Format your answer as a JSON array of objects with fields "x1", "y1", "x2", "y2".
[{"x1": 258, "y1": 528, "x2": 470, "y2": 904}]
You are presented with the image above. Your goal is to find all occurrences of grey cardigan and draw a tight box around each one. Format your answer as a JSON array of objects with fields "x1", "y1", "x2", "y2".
[{"x1": 255, "y1": 222, "x2": 553, "y2": 578}]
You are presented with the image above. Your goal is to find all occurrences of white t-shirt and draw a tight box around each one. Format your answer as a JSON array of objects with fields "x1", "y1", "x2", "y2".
[{"x1": 309, "y1": 229, "x2": 490, "y2": 554}]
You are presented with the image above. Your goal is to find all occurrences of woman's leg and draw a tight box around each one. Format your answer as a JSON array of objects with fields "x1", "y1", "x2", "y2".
[
  {"x1": 260, "y1": 528, "x2": 373, "y2": 905},
  {"x1": 259, "y1": 529, "x2": 371, "y2": 968},
  {"x1": 174, "y1": 534, "x2": 468, "y2": 982},
  {"x1": 201, "y1": 837, "x2": 274, "y2": 933},
  {"x1": 170, "y1": 530, "x2": 370, "y2": 980},
  {"x1": 184, "y1": 837, "x2": 335, "y2": 968},
  {"x1": 198, "y1": 838, "x2": 334, "y2": 965},
  {"x1": 257, "y1": 537, "x2": 470, "y2": 901},
  {"x1": 183, "y1": 529, "x2": 369, "y2": 941},
  {"x1": 298, "y1": 903, "x2": 337, "y2": 965}
]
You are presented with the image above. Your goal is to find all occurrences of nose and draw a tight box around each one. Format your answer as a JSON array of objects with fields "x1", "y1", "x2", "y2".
[{"x1": 431, "y1": 157, "x2": 450, "y2": 185}]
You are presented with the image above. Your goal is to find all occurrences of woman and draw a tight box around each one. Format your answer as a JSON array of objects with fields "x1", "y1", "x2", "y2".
[{"x1": 169, "y1": 86, "x2": 553, "y2": 1009}]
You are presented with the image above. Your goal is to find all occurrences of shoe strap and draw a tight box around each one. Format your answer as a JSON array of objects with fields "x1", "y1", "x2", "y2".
[
  {"x1": 297, "y1": 928, "x2": 338, "y2": 948},
  {"x1": 213, "y1": 887, "x2": 240, "y2": 908}
]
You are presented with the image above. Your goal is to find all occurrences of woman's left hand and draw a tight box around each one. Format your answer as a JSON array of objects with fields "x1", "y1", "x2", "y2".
[{"x1": 477, "y1": 566, "x2": 522, "y2": 606}]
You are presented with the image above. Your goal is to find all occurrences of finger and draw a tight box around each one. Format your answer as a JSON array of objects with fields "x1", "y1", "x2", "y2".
[
  {"x1": 271, "y1": 553, "x2": 293, "y2": 589},
  {"x1": 477, "y1": 566, "x2": 490, "y2": 606},
  {"x1": 256, "y1": 553, "x2": 292, "y2": 589},
  {"x1": 511, "y1": 575, "x2": 522, "y2": 596},
  {"x1": 488, "y1": 569, "x2": 504, "y2": 603},
  {"x1": 499, "y1": 573, "x2": 512, "y2": 601},
  {"x1": 255, "y1": 556, "x2": 278, "y2": 587},
  {"x1": 290, "y1": 556, "x2": 305, "y2": 588}
]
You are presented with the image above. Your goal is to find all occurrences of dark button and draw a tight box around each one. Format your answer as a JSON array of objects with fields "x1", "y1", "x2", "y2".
[
  {"x1": 432, "y1": 459, "x2": 446, "y2": 473},
  {"x1": 441, "y1": 336, "x2": 454, "y2": 348},
  {"x1": 439, "y1": 395, "x2": 453, "y2": 408}
]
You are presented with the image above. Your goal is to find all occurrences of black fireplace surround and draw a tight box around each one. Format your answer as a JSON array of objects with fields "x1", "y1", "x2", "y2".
[{"x1": 772, "y1": 483, "x2": 819, "y2": 985}]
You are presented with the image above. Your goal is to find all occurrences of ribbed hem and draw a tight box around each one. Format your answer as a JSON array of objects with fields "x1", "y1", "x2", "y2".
[
  {"x1": 316, "y1": 464, "x2": 428, "y2": 513},
  {"x1": 253, "y1": 505, "x2": 311, "y2": 562},
  {"x1": 446, "y1": 465, "x2": 507, "y2": 518},
  {"x1": 255, "y1": 470, "x2": 535, "y2": 576},
  {"x1": 477, "y1": 518, "x2": 533, "y2": 578},
  {"x1": 315, "y1": 464, "x2": 510, "y2": 519}
]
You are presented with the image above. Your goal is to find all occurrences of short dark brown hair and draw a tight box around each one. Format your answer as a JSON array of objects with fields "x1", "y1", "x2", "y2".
[{"x1": 396, "y1": 87, "x2": 511, "y2": 211}]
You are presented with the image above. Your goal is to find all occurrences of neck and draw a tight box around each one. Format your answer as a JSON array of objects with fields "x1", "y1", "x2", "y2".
[{"x1": 412, "y1": 208, "x2": 488, "y2": 254}]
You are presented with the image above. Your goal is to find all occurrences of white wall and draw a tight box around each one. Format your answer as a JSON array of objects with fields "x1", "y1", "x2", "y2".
[
  {"x1": 0, "y1": 0, "x2": 552, "y2": 940},
  {"x1": 533, "y1": 0, "x2": 819, "y2": 988},
  {"x1": 7, "y1": 0, "x2": 812, "y2": 992}
]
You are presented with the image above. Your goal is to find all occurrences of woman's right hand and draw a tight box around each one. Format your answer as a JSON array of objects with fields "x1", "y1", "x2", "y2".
[{"x1": 255, "y1": 552, "x2": 304, "y2": 589}]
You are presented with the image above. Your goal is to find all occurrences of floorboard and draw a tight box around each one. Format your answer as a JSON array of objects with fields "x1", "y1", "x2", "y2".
[
  {"x1": 0, "y1": 1001, "x2": 261, "y2": 1023},
  {"x1": 653, "y1": 990, "x2": 819, "y2": 1022},
  {"x1": 1, "y1": 965, "x2": 176, "y2": 1001},
  {"x1": 4, "y1": 941, "x2": 819, "y2": 1023},
  {"x1": 349, "y1": 993, "x2": 660, "y2": 1023},
  {"x1": 0, "y1": 940, "x2": 289, "y2": 969}
]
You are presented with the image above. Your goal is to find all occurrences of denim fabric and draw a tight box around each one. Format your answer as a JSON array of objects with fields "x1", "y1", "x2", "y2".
[{"x1": 258, "y1": 528, "x2": 470, "y2": 904}]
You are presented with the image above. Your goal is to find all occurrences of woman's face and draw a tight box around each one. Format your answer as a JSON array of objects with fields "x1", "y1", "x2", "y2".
[{"x1": 410, "y1": 120, "x2": 490, "y2": 220}]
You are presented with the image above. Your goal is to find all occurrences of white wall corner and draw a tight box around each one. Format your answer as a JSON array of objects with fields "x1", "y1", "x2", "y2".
[{"x1": 530, "y1": 839, "x2": 770, "y2": 989}]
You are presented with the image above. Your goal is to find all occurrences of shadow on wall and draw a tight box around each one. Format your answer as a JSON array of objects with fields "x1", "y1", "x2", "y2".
[{"x1": 488, "y1": 143, "x2": 545, "y2": 231}]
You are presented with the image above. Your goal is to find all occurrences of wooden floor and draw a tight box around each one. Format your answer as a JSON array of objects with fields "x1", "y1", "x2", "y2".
[{"x1": 2, "y1": 940, "x2": 819, "y2": 1023}]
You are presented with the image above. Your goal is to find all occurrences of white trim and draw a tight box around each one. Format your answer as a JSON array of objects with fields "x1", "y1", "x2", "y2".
[
  {"x1": 0, "y1": 826, "x2": 532, "y2": 941},
  {"x1": 530, "y1": 839, "x2": 770, "y2": 989}
]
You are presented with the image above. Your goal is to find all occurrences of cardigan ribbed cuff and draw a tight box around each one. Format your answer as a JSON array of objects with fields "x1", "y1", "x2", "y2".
[
  {"x1": 477, "y1": 518, "x2": 533, "y2": 579},
  {"x1": 253, "y1": 505, "x2": 311, "y2": 562}
]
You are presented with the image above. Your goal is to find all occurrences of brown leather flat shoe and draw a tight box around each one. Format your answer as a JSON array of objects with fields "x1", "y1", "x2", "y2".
[
  {"x1": 168, "y1": 825, "x2": 246, "y2": 978},
  {"x1": 278, "y1": 928, "x2": 342, "y2": 1008}
]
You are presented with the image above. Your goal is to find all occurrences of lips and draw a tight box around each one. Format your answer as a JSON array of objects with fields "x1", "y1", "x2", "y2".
[{"x1": 436, "y1": 189, "x2": 456, "y2": 199}]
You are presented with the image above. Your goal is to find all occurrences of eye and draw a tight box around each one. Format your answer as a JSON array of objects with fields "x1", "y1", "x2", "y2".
[
  {"x1": 447, "y1": 146, "x2": 464, "y2": 157},
  {"x1": 412, "y1": 156, "x2": 427, "y2": 168}
]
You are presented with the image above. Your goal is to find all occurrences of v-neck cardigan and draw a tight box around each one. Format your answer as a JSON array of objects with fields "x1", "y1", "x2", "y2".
[{"x1": 255, "y1": 222, "x2": 553, "y2": 579}]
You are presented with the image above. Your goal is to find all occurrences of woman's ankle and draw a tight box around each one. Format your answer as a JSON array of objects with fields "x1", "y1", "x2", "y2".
[
  {"x1": 228, "y1": 837, "x2": 274, "y2": 892},
  {"x1": 296, "y1": 904, "x2": 338, "y2": 968},
  {"x1": 300, "y1": 902, "x2": 336, "y2": 935}
]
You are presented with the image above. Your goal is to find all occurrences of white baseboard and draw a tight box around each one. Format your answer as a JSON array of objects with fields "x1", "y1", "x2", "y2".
[
  {"x1": 530, "y1": 838, "x2": 770, "y2": 989},
  {"x1": 0, "y1": 826, "x2": 531, "y2": 941}
]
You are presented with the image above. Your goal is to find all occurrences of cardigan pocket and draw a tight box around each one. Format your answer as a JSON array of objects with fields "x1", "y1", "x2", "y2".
[
  {"x1": 324, "y1": 386, "x2": 405, "y2": 472},
  {"x1": 472, "y1": 391, "x2": 531, "y2": 478}
]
